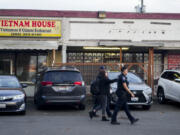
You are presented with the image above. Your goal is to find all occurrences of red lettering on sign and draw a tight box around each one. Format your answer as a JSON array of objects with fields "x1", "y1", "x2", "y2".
[
  {"x1": 37, "y1": 21, "x2": 41, "y2": 27},
  {"x1": 9, "y1": 20, "x2": 13, "y2": 27},
  {"x1": 32, "y1": 21, "x2": 36, "y2": 27},
  {"x1": 24, "y1": 21, "x2": 30, "y2": 27},
  {"x1": 47, "y1": 22, "x2": 51, "y2": 27},
  {"x1": 0, "y1": 19, "x2": 57, "y2": 28},
  {"x1": 52, "y1": 21, "x2": 55, "y2": 27},
  {"x1": 42, "y1": 21, "x2": 46, "y2": 27},
  {"x1": 19, "y1": 21, "x2": 24, "y2": 27},
  {"x1": 14, "y1": 20, "x2": 19, "y2": 27},
  {"x1": 2, "y1": 20, "x2": 8, "y2": 27}
]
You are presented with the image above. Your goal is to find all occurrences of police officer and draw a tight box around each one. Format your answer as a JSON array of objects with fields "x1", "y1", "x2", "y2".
[{"x1": 111, "y1": 66, "x2": 139, "y2": 125}]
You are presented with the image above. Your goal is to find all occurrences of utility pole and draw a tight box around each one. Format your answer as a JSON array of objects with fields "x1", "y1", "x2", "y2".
[
  {"x1": 135, "y1": 0, "x2": 145, "y2": 13},
  {"x1": 140, "y1": 0, "x2": 144, "y2": 13}
]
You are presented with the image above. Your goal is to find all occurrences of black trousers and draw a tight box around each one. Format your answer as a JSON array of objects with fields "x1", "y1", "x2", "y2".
[
  {"x1": 106, "y1": 95, "x2": 112, "y2": 116},
  {"x1": 93, "y1": 95, "x2": 107, "y2": 115},
  {"x1": 111, "y1": 97, "x2": 134, "y2": 122},
  {"x1": 92, "y1": 95, "x2": 112, "y2": 116}
]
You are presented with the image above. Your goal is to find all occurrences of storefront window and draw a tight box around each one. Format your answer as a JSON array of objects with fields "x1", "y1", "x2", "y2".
[
  {"x1": 67, "y1": 53, "x2": 83, "y2": 63},
  {"x1": 0, "y1": 54, "x2": 15, "y2": 75},
  {"x1": 16, "y1": 53, "x2": 37, "y2": 82},
  {"x1": 38, "y1": 55, "x2": 47, "y2": 72},
  {"x1": 104, "y1": 53, "x2": 119, "y2": 63}
]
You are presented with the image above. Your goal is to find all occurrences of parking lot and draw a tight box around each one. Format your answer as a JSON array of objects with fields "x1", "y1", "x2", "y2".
[{"x1": 0, "y1": 98, "x2": 180, "y2": 135}]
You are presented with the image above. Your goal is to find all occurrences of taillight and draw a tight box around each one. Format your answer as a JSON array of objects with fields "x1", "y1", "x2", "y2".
[
  {"x1": 74, "y1": 81, "x2": 82, "y2": 86},
  {"x1": 41, "y1": 81, "x2": 53, "y2": 86}
]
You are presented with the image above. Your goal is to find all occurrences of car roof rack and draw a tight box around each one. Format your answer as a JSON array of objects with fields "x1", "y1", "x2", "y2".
[{"x1": 40, "y1": 66, "x2": 79, "y2": 72}]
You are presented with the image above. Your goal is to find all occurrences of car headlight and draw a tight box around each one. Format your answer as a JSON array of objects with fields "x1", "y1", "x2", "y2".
[
  {"x1": 110, "y1": 87, "x2": 117, "y2": 94},
  {"x1": 110, "y1": 89, "x2": 113, "y2": 94},
  {"x1": 13, "y1": 94, "x2": 25, "y2": 100}
]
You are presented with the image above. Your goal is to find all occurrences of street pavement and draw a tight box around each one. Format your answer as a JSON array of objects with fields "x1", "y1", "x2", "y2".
[{"x1": 0, "y1": 98, "x2": 180, "y2": 135}]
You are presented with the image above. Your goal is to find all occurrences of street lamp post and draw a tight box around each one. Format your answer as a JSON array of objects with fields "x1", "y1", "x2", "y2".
[
  {"x1": 140, "y1": 0, "x2": 144, "y2": 13},
  {"x1": 135, "y1": 0, "x2": 145, "y2": 13}
]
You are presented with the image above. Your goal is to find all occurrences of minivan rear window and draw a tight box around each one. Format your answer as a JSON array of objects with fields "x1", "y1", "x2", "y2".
[{"x1": 43, "y1": 71, "x2": 83, "y2": 84}]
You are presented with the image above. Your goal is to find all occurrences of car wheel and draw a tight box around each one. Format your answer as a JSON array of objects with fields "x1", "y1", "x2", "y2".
[
  {"x1": 34, "y1": 98, "x2": 37, "y2": 104},
  {"x1": 142, "y1": 105, "x2": 151, "y2": 110},
  {"x1": 36, "y1": 102, "x2": 44, "y2": 110},
  {"x1": 78, "y1": 104, "x2": 86, "y2": 110},
  {"x1": 157, "y1": 89, "x2": 166, "y2": 104}
]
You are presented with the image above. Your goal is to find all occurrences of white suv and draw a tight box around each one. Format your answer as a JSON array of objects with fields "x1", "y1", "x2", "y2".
[{"x1": 157, "y1": 70, "x2": 180, "y2": 104}]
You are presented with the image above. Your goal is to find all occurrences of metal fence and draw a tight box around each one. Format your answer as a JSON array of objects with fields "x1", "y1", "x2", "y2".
[
  {"x1": 55, "y1": 63, "x2": 149, "y2": 85},
  {"x1": 55, "y1": 62, "x2": 180, "y2": 89}
]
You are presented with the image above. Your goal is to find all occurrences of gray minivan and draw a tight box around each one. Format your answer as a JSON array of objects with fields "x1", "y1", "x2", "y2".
[{"x1": 34, "y1": 66, "x2": 86, "y2": 110}]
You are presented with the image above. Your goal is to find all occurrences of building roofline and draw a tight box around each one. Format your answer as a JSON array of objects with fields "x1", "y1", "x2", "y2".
[{"x1": 0, "y1": 9, "x2": 180, "y2": 20}]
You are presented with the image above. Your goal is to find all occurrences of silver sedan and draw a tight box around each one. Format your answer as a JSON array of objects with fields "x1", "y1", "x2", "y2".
[{"x1": 108, "y1": 71, "x2": 153, "y2": 110}]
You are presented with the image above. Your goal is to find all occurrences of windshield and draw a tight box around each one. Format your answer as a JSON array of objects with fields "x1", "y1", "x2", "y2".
[
  {"x1": 43, "y1": 71, "x2": 83, "y2": 83},
  {"x1": 0, "y1": 76, "x2": 21, "y2": 88},
  {"x1": 108, "y1": 72, "x2": 120, "y2": 80},
  {"x1": 108, "y1": 72, "x2": 143, "y2": 84}
]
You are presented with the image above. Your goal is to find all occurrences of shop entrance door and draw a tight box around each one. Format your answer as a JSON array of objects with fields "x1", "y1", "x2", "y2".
[
  {"x1": 0, "y1": 54, "x2": 15, "y2": 75},
  {"x1": 0, "y1": 59, "x2": 10, "y2": 74}
]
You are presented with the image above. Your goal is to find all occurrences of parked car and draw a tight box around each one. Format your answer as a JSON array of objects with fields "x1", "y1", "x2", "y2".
[
  {"x1": 34, "y1": 66, "x2": 86, "y2": 110},
  {"x1": 157, "y1": 70, "x2": 180, "y2": 104},
  {"x1": 0, "y1": 75, "x2": 27, "y2": 114},
  {"x1": 108, "y1": 71, "x2": 153, "y2": 110}
]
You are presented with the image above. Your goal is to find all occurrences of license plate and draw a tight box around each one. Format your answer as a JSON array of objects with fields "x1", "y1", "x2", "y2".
[
  {"x1": 131, "y1": 97, "x2": 139, "y2": 102},
  {"x1": 0, "y1": 104, "x2": 6, "y2": 108},
  {"x1": 53, "y1": 86, "x2": 71, "y2": 92}
]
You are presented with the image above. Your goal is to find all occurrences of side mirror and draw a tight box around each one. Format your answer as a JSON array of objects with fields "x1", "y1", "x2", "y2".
[
  {"x1": 175, "y1": 79, "x2": 180, "y2": 83},
  {"x1": 21, "y1": 83, "x2": 28, "y2": 88}
]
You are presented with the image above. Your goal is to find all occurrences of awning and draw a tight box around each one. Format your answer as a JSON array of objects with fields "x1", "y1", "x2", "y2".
[
  {"x1": 98, "y1": 41, "x2": 164, "y2": 47},
  {"x1": 0, "y1": 40, "x2": 59, "y2": 50}
]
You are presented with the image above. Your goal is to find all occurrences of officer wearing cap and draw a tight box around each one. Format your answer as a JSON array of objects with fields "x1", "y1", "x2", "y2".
[{"x1": 111, "y1": 66, "x2": 139, "y2": 125}]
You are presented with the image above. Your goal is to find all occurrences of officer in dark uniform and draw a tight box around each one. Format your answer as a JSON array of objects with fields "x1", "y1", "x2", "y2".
[{"x1": 111, "y1": 66, "x2": 139, "y2": 125}]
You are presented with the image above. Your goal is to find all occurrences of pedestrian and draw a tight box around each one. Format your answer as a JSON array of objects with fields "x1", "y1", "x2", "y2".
[
  {"x1": 111, "y1": 66, "x2": 139, "y2": 125},
  {"x1": 91, "y1": 66, "x2": 113, "y2": 118},
  {"x1": 89, "y1": 68, "x2": 117, "y2": 121},
  {"x1": 90, "y1": 66, "x2": 105, "y2": 117}
]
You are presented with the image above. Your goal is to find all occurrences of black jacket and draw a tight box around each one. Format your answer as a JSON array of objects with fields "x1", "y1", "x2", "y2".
[
  {"x1": 116, "y1": 74, "x2": 129, "y2": 98},
  {"x1": 97, "y1": 74, "x2": 117, "y2": 95}
]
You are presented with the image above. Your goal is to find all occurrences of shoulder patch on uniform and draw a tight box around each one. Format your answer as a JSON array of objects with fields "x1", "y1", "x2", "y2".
[{"x1": 122, "y1": 76, "x2": 126, "y2": 81}]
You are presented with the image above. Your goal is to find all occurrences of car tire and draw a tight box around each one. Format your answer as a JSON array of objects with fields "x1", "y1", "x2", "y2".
[
  {"x1": 142, "y1": 105, "x2": 151, "y2": 110},
  {"x1": 78, "y1": 104, "x2": 86, "y2": 110},
  {"x1": 34, "y1": 99, "x2": 37, "y2": 105},
  {"x1": 36, "y1": 102, "x2": 44, "y2": 110},
  {"x1": 157, "y1": 88, "x2": 166, "y2": 104}
]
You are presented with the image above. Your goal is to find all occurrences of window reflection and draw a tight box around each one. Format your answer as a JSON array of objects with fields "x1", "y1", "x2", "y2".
[{"x1": 16, "y1": 54, "x2": 37, "y2": 82}]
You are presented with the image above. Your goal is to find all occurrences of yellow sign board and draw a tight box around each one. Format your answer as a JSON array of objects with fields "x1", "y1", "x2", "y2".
[{"x1": 0, "y1": 19, "x2": 61, "y2": 37}]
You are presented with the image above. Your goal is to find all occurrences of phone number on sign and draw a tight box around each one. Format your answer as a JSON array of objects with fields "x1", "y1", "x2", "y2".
[{"x1": 11, "y1": 33, "x2": 42, "y2": 36}]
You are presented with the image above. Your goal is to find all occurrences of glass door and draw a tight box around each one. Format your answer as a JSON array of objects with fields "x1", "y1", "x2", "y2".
[{"x1": 0, "y1": 54, "x2": 14, "y2": 75}]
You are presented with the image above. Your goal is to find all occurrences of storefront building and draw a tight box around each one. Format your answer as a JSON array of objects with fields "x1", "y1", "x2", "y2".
[{"x1": 0, "y1": 10, "x2": 180, "y2": 96}]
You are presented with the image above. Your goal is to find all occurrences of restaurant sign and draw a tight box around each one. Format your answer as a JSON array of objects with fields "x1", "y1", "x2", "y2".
[{"x1": 0, "y1": 19, "x2": 61, "y2": 37}]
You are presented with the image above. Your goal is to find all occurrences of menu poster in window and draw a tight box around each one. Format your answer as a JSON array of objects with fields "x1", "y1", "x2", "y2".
[{"x1": 168, "y1": 54, "x2": 180, "y2": 69}]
